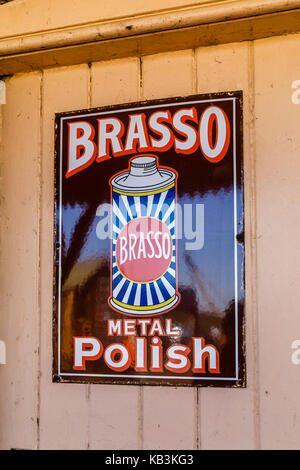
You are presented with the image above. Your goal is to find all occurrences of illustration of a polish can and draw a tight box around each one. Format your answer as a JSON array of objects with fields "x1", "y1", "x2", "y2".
[{"x1": 108, "y1": 154, "x2": 180, "y2": 316}]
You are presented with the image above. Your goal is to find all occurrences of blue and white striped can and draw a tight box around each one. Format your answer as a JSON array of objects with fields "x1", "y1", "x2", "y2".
[{"x1": 108, "y1": 155, "x2": 179, "y2": 316}]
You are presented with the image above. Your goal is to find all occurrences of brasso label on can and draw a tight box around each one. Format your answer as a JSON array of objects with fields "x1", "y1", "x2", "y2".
[{"x1": 109, "y1": 155, "x2": 180, "y2": 316}]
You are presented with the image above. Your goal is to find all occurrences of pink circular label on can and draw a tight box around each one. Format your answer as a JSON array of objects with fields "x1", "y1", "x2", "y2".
[{"x1": 116, "y1": 217, "x2": 173, "y2": 283}]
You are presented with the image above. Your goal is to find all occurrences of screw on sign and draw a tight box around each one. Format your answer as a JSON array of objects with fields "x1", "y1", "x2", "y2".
[
  {"x1": 109, "y1": 155, "x2": 180, "y2": 316},
  {"x1": 54, "y1": 92, "x2": 245, "y2": 387}
]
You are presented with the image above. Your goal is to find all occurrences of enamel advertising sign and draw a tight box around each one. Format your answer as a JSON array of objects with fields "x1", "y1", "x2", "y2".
[{"x1": 53, "y1": 91, "x2": 245, "y2": 387}]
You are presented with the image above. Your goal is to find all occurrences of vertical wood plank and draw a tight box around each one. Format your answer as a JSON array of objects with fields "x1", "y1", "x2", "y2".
[
  {"x1": 254, "y1": 34, "x2": 300, "y2": 449},
  {"x1": 142, "y1": 50, "x2": 196, "y2": 450},
  {"x1": 195, "y1": 42, "x2": 257, "y2": 450},
  {"x1": 142, "y1": 50, "x2": 194, "y2": 101},
  {"x1": 0, "y1": 73, "x2": 41, "y2": 449},
  {"x1": 88, "y1": 57, "x2": 140, "y2": 450},
  {"x1": 91, "y1": 58, "x2": 139, "y2": 107},
  {"x1": 39, "y1": 65, "x2": 90, "y2": 449}
]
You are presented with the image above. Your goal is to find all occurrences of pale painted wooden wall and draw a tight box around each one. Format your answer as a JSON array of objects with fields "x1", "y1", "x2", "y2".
[{"x1": 1, "y1": 34, "x2": 300, "y2": 449}]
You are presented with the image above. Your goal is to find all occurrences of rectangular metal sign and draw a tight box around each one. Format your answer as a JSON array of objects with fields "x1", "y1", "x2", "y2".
[{"x1": 54, "y1": 91, "x2": 245, "y2": 387}]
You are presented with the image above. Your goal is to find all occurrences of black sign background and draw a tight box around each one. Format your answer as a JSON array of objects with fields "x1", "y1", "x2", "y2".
[{"x1": 53, "y1": 91, "x2": 245, "y2": 387}]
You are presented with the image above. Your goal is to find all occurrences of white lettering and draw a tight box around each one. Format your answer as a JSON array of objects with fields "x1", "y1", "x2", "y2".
[
  {"x1": 149, "y1": 111, "x2": 172, "y2": 149},
  {"x1": 146, "y1": 231, "x2": 155, "y2": 258},
  {"x1": 104, "y1": 344, "x2": 130, "y2": 370},
  {"x1": 199, "y1": 106, "x2": 229, "y2": 161},
  {"x1": 98, "y1": 118, "x2": 123, "y2": 159},
  {"x1": 137, "y1": 232, "x2": 146, "y2": 259},
  {"x1": 67, "y1": 121, "x2": 96, "y2": 177},
  {"x1": 129, "y1": 233, "x2": 137, "y2": 261},
  {"x1": 125, "y1": 114, "x2": 148, "y2": 151},
  {"x1": 74, "y1": 337, "x2": 102, "y2": 370},
  {"x1": 162, "y1": 232, "x2": 171, "y2": 259},
  {"x1": 120, "y1": 237, "x2": 128, "y2": 265},
  {"x1": 173, "y1": 108, "x2": 197, "y2": 152},
  {"x1": 154, "y1": 231, "x2": 163, "y2": 259}
]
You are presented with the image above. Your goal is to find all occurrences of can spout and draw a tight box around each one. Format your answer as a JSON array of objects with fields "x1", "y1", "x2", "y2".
[
  {"x1": 129, "y1": 156, "x2": 158, "y2": 177},
  {"x1": 122, "y1": 154, "x2": 167, "y2": 188}
]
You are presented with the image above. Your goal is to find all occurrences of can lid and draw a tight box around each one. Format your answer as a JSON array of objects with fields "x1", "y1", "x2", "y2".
[
  {"x1": 129, "y1": 156, "x2": 158, "y2": 177},
  {"x1": 130, "y1": 156, "x2": 156, "y2": 169},
  {"x1": 110, "y1": 155, "x2": 176, "y2": 194}
]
